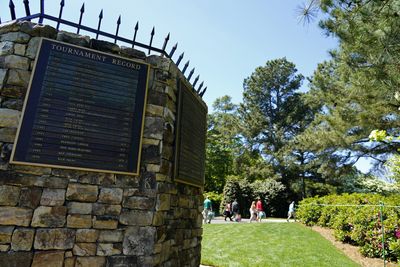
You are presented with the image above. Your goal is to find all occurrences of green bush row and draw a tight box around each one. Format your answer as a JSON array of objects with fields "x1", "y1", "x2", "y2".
[{"x1": 297, "y1": 193, "x2": 400, "y2": 262}]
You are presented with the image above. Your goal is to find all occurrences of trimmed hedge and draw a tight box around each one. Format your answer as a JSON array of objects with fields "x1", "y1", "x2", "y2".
[{"x1": 297, "y1": 193, "x2": 400, "y2": 262}]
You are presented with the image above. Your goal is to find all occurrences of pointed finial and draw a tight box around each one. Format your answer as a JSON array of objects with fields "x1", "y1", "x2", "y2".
[
  {"x1": 60, "y1": 0, "x2": 64, "y2": 7},
  {"x1": 197, "y1": 82, "x2": 204, "y2": 93},
  {"x1": 193, "y1": 75, "x2": 200, "y2": 87},
  {"x1": 99, "y1": 9, "x2": 103, "y2": 19},
  {"x1": 135, "y1": 21, "x2": 139, "y2": 31},
  {"x1": 80, "y1": 3, "x2": 85, "y2": 13},
  {"x1": 188, "y1": 68, "x2": 195, "y2": 81},
  {"x1": 182, "y1": 60, "x2": 190, "y2": 74},
  {"x1": 117, "y1": 15, "x2": 121, "y2": 24},
  {"x1": 176, "y1": 52, "x2": 184, "y2": 67},
  {"x1": 199, "y1": 86, "x2": 207, "y2": 97},
  {"x1": 169, "y1": 42, "x2": 178, "y2": 58}
]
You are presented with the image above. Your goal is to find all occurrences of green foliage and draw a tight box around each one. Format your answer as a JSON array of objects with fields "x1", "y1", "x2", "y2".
[
  {"x1": 203, "y1": 191, "x2": 224, "y2": 215},
  {"x1": 201, "y1": 223, "x2": 359, "y2": 267},
  {"x1": 297, "y1": 193, "x2": 400, "y2": 262},
  {"x1": 222, "y1": 176, "x2": 285, "y2": 217}
]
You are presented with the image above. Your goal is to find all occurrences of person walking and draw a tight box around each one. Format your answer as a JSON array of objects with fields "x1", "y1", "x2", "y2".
[
  {"x1": 223, "y1": 202, "x2": 233, "y2": 221},
  {"x1": 256, "y1": 198, "x2": 265, "y2": 222},
  {"x1": 232, "y1": 199, "x2": 240, "y2": 222},
  {"x1": 203, "y1": 196, "x2": 212, "y2": 224},
  {"x1": 249, "y1": 201, "x2": 257, "y2": 222},
  {"x1": 287, "y1": 201, "x2": 296, "y2": 222}
]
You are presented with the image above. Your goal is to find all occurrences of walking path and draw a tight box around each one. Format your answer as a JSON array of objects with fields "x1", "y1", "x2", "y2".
[{"x1": 205, "y1": 216, "x2": 290, "y2": 224}]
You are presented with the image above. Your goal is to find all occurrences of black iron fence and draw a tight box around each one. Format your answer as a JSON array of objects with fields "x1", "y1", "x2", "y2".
[{"x1": 1, "y1": 0, "x2": 207, "y2": 97}]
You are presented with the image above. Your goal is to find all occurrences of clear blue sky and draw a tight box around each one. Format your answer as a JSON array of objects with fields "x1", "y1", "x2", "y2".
[{"x1": 1, "y1": 0, "x2": 337, "y2": 109}]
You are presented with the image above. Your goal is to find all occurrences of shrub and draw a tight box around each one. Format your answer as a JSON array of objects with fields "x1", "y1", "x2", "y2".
[{"x1": 297, "y1": 193, "x2": 400, "y2": 262}]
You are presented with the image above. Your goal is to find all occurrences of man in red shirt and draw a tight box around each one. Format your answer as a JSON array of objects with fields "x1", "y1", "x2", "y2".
[{"x1": 256, "y1": 198, "x2": 265, "y2": 222}]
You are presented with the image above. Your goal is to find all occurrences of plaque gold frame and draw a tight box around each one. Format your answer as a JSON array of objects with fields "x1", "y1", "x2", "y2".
[{"x1": 10, "y1": 38, "x2": 150, "y2": 176}]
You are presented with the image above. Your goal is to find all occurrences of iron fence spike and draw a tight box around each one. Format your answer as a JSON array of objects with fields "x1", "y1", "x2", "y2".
[
  {"x1": 176, "y1": 52, "x2": 184, "y2": 67},
  {"x1": 56, "y1": 0, "x2": 65, "y2": 30},
  {"x1": 193, "y1": 75, "x2": 199, "y2": 87},
  {"x1": 148, "y1": 27, "x2": 155, "y2": 55},
  {"x1": 199, "y1": 86, "x2": 207, "y2": 97},
  {"x1": 114, "y1": 15, "x2": 121, "y2": 44},
  {"x1": 182, "y1": 60, "x2": 190, "y2": 74},
  {"x1": 77, "y1": 3, "x2": 85, "y2": 34},
  {"x1": 96, "y1": 9, "x2": 103, "y2": 39},
  {"x1": 187, "y1": 68, "x2": 195, "y2": 81},
  {"x1": 23, "y1": 0, "x2": 31, "y2": 19},
  {"x1": 161, "y1": 32, "x2": 170, "y2": 55},
  {"x1": 197, "y1": 82, "x2": 204, "y2": 93},
  {"x1": 169, "y1": 42, "x2": 178, "y2": 58},
  {"x1": 9, "y1": 0, "x2": 16, "y2": 20},
  {"x1": 132, "y1": 21, "x2": 139, "y2": 49}
]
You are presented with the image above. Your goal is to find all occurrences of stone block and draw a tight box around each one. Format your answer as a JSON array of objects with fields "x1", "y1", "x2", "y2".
[
  {"x1": 75, "y1": 229, "x2": 98, "y2": 243},
  {"x1": 0, "y1": 207, "x2": 32, "y2": 226},
  {"x1": 143, "y1": 117, "x2": 164, "y2": 140},
  {"x1": 92, "y1": 217, "x2": 118, "y2": 230},
  {"x1": 64, "y1": 257, "x2": 75, "y2": 267},
  {"x1": 0, "y1": 244, "x2": 9, "y2": 251},
  {"x1": 98, "y1": 188, "x2": 123, "y2": 204},
  {"x1": 1, "y1": 85, "x2": 24, "y2": 98},
  {"x1": 11, "y1": 228, "x2": 34, "y2": 251},
  {"x1": 0, "y1": 185, "x2": 20, "y2": 206},
  {"x1": 0, "y1": 41, "x2": 14, "y2": 56},
  {"x1": 28, "y1": 24, "x2": 57, "y2": 38},
  {"x1": 67, "y1": 202, "x2": 92, "y2": 214},
  {"x1": 75, "y1": 256, "x2": 106, "y2": 267},
  {"x1": 25, "y1": 37, "x2": 40, "y2": 59},
  {"x1": 2, "y1": 55, "x2": 30, "y2": 70},
  {"x1": 90, "y1": 40, "x2": 120, "y2": 53},
  {"x1": 0, "y1": 127, "x2": 17, "y2": 143},
  {"x1": 7, "y1": 69, "x2": 31, "y2": 87},
  {"x1": 106, "y1": 255, "x2": 138, "y2": 267},
  {"x1": 92, "y1": 203, "x2": 121, "y2": 216},
  {"x1": 57, "y1": 31, "x2": 90, "y2": 47},
  {"x1": 31, "y1": 206, "x2": 67, "y2": 227},
  {"x1": 34, "y1": 228, "x2": 75, "y2": 250},
  {"x1": 73, "y1": 242, "x2": 97, "y2": 256},
  {"x1": 142, "y1": 144, "x2": 161, "y2": 164},
  {"x1": 123, "y1": 226, "x2": 156, "y2": 256},
  {"x1": 67, "y1": 214, "x2": 92, "y2": 228},
  {"x1": 78, "y1": 173, "x2": 115, "y2": 186},
  {"x1": 120, "y1": 46, "x2": 146, "y2": 59},
  {"x1": 14, "y1": 165, "x2": 52, "y2": 175},
  {"x1": 13, "y1": 44, "x2": 26, "y2": 56},
  {"x1": 122, "y1": 196, "x2": 154, "y2": 210},
  {"x1": 19, "y1": 187, "x2": 42, "y2": 209},
  {"x1": 0, "y1": 69, "x2": 7, "y2": 86},
  {"x1": 0, "y1": 32, "x2": 30, "y2": 43},
  {"x1": 97, "y1": 243, "x2": 122, "y2": 256},
  {"x1": 66, "y1": 183, "x2": 98, "y2": 202},
  {"x1": 98, "y1": 230, "x2": 124, "y2": 243},
  {"x1": 40, "y1": 188, "x2": 65, "y2": 206},
  {"x1": 146, "y1": 104, "x2": 164, "y2": 117},
  {"x1": 32, "y1": 251, "x2": 64, "y2": 267},
  {"x1": 119, "y1": 210, "x2": 153, "y2": 226},
  {"x1": 156, "y1": 194, "x2": 171, "y2": 211},
  {"x1": 0, "y1": 251, "x2": 33, "y2": 267},
  {"x1": 0, "y1": 226, "x2": 14, "y2": 244}
]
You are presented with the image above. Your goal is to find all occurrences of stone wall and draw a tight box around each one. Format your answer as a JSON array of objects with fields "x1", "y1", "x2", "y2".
[{"x1": 0, "y1": 21, "x2": 204, "y2": 267}]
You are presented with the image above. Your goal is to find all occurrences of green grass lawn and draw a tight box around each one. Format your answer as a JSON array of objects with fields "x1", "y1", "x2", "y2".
[{"x1": 201, "y1": 223, "x2": 360, "y2": 267}]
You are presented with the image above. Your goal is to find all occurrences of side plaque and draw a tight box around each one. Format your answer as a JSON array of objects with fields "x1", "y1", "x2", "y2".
[
  {"x1": 10, "y1": 38, "x2": 149, "y2": 175},
  {"x1": 174, "y1": 80, "x2": 207, "y2": 188}
]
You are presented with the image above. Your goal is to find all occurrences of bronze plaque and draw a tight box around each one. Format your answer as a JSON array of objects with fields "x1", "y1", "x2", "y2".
[
  {"x1": 174, "y1": 80, "x2": 207, "y2": 187},
  {"x1": 11, "y1": 38, "x2": 149, "y2": 175}
]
